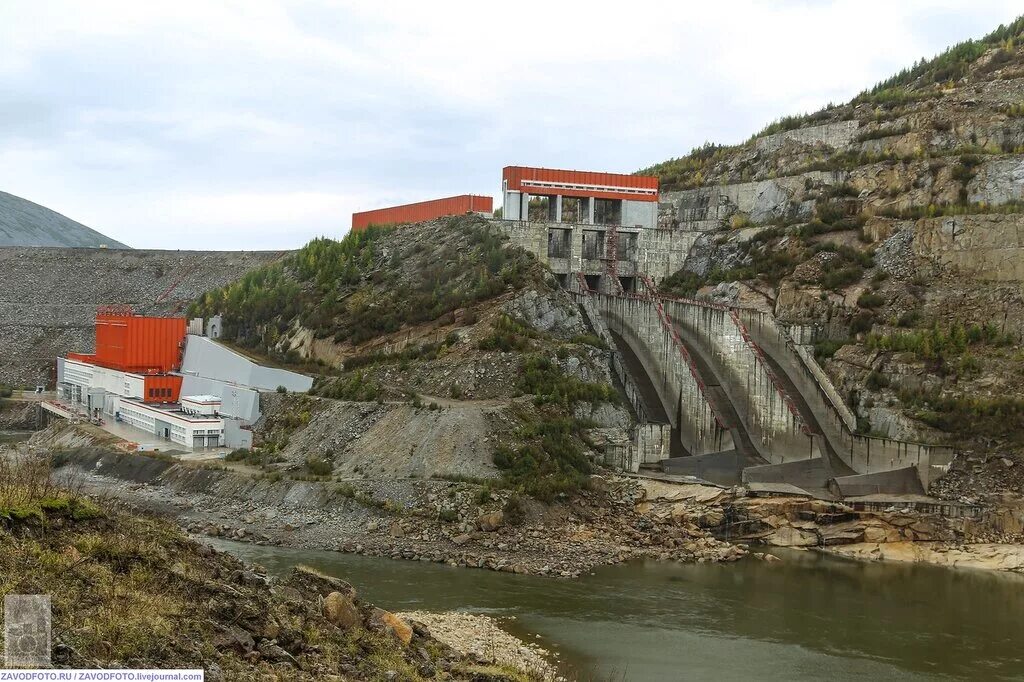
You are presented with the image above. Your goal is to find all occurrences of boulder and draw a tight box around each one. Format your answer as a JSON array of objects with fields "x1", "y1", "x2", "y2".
[
  {"x1": 257, "y1": 639, "x2": 298, "y2": 665},
  {"x1": 323, "y1": 591, "x2": 361, "y2": 630},
  {"x1": 863, "y1": 524, "x2": 902, "y2": 544},
  {"x1": 766, "y1": 526, "x2": 818, "y2": 547},
  {"x1": 370, "y1": 609, "x2": 413, "y2": 647},
  {"x1": 477, "y1": 511, "x2": 504, "y2": 532},
  {"x1": 212, "y1": 624, "x2": 254, "y2": 653}
]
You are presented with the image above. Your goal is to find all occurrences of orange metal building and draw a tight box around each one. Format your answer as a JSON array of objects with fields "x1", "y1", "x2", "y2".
[
  {"x1": 66, "y1": 307, "x2": 188, "y2": 403},
  {"x1": 351, "y1": 194, "x2": 493, "y2": 232},
  {"x1": 69, "y1": 307, "x2": 187, "y2": 374},
  {"x1": 502, "y1": 166, "x2": 659, "y2": 202}
]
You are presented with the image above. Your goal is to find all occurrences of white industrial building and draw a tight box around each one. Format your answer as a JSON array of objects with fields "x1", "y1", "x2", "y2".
[{"x1": 55, "y1": 313, "x2": 313, "y2": 451}]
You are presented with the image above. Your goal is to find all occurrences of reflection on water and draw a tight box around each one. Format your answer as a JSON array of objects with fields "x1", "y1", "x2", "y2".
[{"x1": 206, "y1": 539, "x2": 1024, "y2": 681}]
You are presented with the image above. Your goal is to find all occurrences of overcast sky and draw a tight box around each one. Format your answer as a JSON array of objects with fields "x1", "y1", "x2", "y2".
[{"x1": 1, "y1": 1, "x2": 1020, "y2": 250}]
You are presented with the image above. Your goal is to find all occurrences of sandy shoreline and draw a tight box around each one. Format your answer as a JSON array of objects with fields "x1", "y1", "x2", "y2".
[{"x1": 396, "y1": 610, "x2": 562, "y2": 681}]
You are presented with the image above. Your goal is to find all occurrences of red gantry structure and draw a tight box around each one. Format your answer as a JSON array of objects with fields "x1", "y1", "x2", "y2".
[{"x1": 351, "y1": 194, "x2": 493, "y2": 232}]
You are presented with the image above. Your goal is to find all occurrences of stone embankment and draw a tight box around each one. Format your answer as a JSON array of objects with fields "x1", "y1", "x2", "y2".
[{"x1": 0, "y1": 247, "x2": 281, "y2": 386}]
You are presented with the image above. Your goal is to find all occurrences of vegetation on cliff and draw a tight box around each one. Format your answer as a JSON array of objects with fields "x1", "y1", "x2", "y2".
[
  {"x1": 641, "y1": 17, "x2": 1024, "y2": 191},
  {"x1": 190, "y1": 215, "x2": 541, "y2": 355}
]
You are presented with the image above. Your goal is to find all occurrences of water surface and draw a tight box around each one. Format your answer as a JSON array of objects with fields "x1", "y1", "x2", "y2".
[{"x1": 207, "y1": 539, "x2": 1024, "y2": 681}]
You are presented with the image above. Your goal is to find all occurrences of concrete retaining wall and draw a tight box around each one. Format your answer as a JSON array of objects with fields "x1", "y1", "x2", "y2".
[
  {"x1": 754, "y1": 120, "x2": 860, "y2": 153},
  {"x1": 494, "y1": 219, "x2": 695, "y2": 280},
  {"x1": 660, "y1": 170, "x2": 846, "y2": 229},
  {"x1": 181, "y1": 335, "x2": 313, "y2": 393}
]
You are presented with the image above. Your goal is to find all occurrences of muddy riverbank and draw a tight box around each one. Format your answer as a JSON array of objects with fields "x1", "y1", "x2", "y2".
[
  {"x1": 32, "y1": 443, "x2": 1024, "y2": 579},
  {"x1": 47, "y1": 447, "x2": 745, "y2": 578}
]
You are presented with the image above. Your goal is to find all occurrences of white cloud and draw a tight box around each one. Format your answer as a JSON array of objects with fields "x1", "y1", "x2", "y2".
[
  {"x1": 0, "y1": 0, "x2": 1020, "y2": 248},
  {"x1": 169, "y1": 191, "x2": 360, "y2": 226}
]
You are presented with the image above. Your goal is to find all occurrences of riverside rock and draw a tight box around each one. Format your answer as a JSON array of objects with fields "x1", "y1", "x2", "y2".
[{"x1": 323, "y1": 591, "x2": 361, "y2": 630}]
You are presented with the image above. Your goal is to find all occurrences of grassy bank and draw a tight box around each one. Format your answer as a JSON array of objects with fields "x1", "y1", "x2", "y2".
[{"x1": 0, "y1": 454, "x2": 543, "y2": 680}]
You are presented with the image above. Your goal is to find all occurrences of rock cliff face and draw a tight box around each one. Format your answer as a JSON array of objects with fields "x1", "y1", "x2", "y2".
[
  {"x1": 646, "y1": 18, "x2": 1024, "y2": 491},
  {"x1": 0, "y1": 190, "x2": 129, "y2": 248},
  {"x1": 0, "y1": 248, "x2": 281, "y2": 386}
]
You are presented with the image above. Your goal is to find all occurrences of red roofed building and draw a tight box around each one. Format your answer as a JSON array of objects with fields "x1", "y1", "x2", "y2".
[{"x1": 501, "y1": 166, "x2": 659, "y2": 228}]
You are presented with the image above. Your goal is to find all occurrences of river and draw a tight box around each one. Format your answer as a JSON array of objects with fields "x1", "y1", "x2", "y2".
[{"x1": 206, "y1": 538, "x2": 1024, "y2": 681}]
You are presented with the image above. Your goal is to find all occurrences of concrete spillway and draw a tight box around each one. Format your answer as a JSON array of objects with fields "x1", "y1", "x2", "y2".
[
  {"x1": 608, "y1": 329, "x2": 669, "y2": 424},
  {"x1": 662, "y1": 324, "x2": 767, "y2": 485},
  {"x1": 583, "y1": 284, "x2": 953, "y2": 495}
]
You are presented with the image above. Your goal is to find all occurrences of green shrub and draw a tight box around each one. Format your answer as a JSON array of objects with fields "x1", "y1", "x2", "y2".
[
  {"x1": 518, "y1": 355, "x2": 617, "y2": 407},
  {"x1": 814, "y1": 339, "x2": 848, "y2": 360},
  {"x1": 821, "y1": 265, "x2": 864, "y2": 290},
  {"x1": 314, "y1": 371, "x2": 380, "y2": 402},
  {"x1": 865, "y1": 371, "x2": 890, "y2": 390},
  {"x1": 867, "y1": 322, "x2": 1015, "y2": 361},
  {"x1": 899, "y1": 387, "x2": 1024, "y2": 442},
  {"x1": 858, "y1": 292, "x2": 886, "y2": 309},
  {"x1": 958, "y1": 353, "x2": 982, "y2": 377},
  {"x1": 503, "y1": 495, "x2": 527, "y2": 525},
  {"x1": 225, "y1": 449, "x2": 249, "y2": 462},
  {"x1": 855, "y1": 124, "x2": 912, "y2": 142},
  {"x1": 305, "y1": 455, "x2": 333, "y2": 477},
  {"x1": 570, "y1": 333, "x2": 608, "y2": 349},
  {"x1": 477, "y1": 314, "x2": 539, "y2": 352},
  {"x1": 850, "y1": 312, "x2": 875, "y2": 335}
]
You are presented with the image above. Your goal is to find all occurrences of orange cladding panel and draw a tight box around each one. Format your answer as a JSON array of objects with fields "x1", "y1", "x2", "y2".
[
  {"x1": 142, "y1": 375, "x2": 183, "y2": 403},
  {"x1": 94, "y1": 314, "x2": 186, "y2": 373},
  {"x1": 352, "y1": 194, "x2": 493, "y2": 231},
  {"x1": 502, "y1": 166, "x2": 659, "y2": 202}
]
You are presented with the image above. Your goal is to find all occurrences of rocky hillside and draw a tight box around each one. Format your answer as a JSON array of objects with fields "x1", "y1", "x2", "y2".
[
  {"x1": 0, "y1": 190, "x2": 128, "y2": 248},
  {"x1": 0, "y1": 248, "x2": 282, "y2": 387},
  {"x1": 0, "y1": 453, "x2": 540, "y2": 680},
  {"x1": 645, "y1": 17, "x2": 1024, "y2": 494},
  {"x1": 195, "y1": 217, "x2": 626, "y2": 498}
]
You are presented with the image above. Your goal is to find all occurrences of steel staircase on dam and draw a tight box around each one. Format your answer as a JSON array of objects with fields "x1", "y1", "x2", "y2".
[{"x1": 570, "y1": 271, "x2": 951, "y2": 498}]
